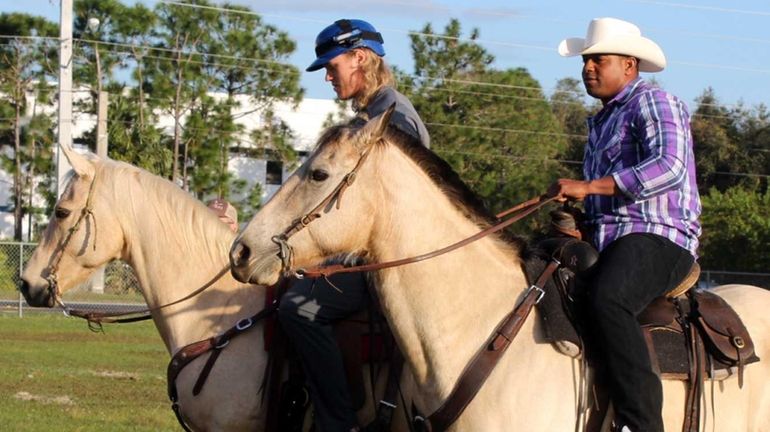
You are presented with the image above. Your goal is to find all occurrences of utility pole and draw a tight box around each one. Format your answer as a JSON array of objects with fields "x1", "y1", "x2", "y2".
[
  {"x1": 56, "y1": 0, "x2": 74, "y2": 198},
  {"x1": 96, "y1": 91, "x2": 108, "y2": 157},
  {"x1": 90, "y1": 90, "x2": 108, "y2": 294}
]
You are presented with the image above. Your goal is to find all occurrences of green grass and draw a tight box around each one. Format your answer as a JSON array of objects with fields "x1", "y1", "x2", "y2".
[{"x1": 0, "y1": 313, "x2": 179, "y2": 431}]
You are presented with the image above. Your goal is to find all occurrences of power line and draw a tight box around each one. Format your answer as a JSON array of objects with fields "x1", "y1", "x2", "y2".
[
  {"x1": 157, "y1": 1, "x2": 770, "y2": 77},
  {"x1": 73, "y1": 37, "x2": 299, "y2": 71},
  {"x1": 673, "y1": 61, "x2": 770, "y2": 75},
  {"x1": 625, "y1": 0, "x2": 770, "y2": 16},
  {"x1": 0, "y1": 33, "x2": 764, "y2": 112},
  {"x1": 425, "y1": 122, "x2": 587, "y2": 139},
  {"x1": 0, "y1": 35, "x2": 59, "y2": 42}
]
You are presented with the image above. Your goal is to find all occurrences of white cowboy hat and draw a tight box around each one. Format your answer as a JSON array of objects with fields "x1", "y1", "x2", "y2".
[{"x1": 558, "y1": 17, "x2": 666, "y2": 72}]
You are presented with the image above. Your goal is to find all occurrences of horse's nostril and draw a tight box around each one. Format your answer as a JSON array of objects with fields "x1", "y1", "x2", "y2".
[
  {"x1": 20, "y1": 279, "x2": 29, "y2": 295},
  {"x1": 231, "y1": 242, "x2": 251, "y2": 267}
]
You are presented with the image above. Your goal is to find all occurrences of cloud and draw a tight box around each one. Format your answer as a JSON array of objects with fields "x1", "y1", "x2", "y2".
[{"x1": 462, "y1": 6, "x2": 524, "y2": 21}]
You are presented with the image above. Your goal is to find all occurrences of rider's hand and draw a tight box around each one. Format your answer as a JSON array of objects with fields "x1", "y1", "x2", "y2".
[
  {"x1": 547, "y1": 179, "x2": 591, "y2": 202},
  {"x1": 547, "y1": 176, "x2": 620, "y2": 202}
]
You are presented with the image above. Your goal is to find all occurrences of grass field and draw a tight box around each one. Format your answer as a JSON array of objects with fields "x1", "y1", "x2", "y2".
[{"x1": 0, "y1": 312, "x2": 180, "y2": 431}]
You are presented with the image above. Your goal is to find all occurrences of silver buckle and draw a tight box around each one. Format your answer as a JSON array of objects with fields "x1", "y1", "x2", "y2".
[
  {"x1": 526, "y1": 284, "x2": 546, "y2": 304},
  {"x1": 378, "y1": 400, "x2": 397, "y2": 409},
  {"x1": 236, "y1": 318, "x2": 253, "y2": 331}
]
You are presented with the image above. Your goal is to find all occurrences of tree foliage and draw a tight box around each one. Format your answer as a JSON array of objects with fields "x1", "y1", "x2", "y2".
[
  {"x1": 699, "y1": 187, "x2": 770, "y2": 271},
  {"x1": 550, "y1": 77, "x2": 594, "y2": 177},
  {"x1": 401, "y1": 19, "x2": 568, "y2": 231},
  {"x1": 691, "y1": 88, "x2": 764, "y2": 192},
  {"x1": 0, "y1": 13, "x2": 58, "y2": 240}
]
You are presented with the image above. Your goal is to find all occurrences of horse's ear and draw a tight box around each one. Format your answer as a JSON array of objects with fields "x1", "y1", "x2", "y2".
[
  {"x1": 60, "y1": 144, "x2": 95, "y2": 179},
  {"x1": 357, "y1": 103, "x2": 395, "y2": 149}
]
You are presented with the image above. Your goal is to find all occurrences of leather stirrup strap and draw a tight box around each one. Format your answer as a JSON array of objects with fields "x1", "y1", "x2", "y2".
[
  {"x1": 373, "y1": 347, "x2": 405, "y2": 429},
  {"x1": 425, "y1": 259, "x2": 560, "y2": 431},
  {"x1": 682, "y1": 323, "x2": 704, "y2": 432}
]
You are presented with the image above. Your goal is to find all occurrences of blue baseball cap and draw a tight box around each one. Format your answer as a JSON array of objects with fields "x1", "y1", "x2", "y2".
[{"x1": 306, "y1": 19, "x2": 385, "y2": 72}]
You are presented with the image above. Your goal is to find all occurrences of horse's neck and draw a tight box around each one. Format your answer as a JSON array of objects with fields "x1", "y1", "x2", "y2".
[
  {"x1": 121, "y1": 192, "x2": 262, "y2": 354},
  {"x1": 368, "y1": 149, "x2": 533, "y2": 403}
]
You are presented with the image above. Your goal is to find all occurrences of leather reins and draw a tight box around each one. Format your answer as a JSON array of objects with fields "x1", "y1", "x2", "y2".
[
  {"x1": 296, "y1": 194, "x2": 555, "y2": 279},
  {"x1": 67, "y1": 265, "x2": 232, "y2": 331}
]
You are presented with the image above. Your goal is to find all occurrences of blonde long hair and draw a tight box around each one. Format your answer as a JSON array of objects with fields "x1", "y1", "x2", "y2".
[{"x1": 349, "y1": 48, "x2": 395, "y2": 111}]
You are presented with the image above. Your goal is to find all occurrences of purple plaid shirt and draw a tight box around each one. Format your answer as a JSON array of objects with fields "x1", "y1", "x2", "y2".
[{"x1": 583, "y1": 78, "x2": 701, "y2": 257}]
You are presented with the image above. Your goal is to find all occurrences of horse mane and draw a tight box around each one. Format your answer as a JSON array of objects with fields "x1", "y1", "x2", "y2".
[
  {"x1": 93, "y1": 158, "x2": 233, "y2": 259},
  {"x1": 316, "y1": 121, "x2": 530, "y2": 259}
]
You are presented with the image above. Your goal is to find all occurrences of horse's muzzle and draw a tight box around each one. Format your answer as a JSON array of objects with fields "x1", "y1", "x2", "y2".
[{"x1": 19, "y1": 278, "x2": 55, "y2": 308}]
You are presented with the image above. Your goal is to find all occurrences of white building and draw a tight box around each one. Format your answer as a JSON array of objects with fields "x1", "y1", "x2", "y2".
[{"x1": 0, "y1": 91, "x2": 345, "y2": 240}]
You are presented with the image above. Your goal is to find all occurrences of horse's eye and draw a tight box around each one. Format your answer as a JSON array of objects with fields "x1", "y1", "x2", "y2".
[
  {"x1": 54, "y1": 207, "x2": 71, "y2": 219},
  {"x1": 310, "y1": 169, "x2": 329, "y2": 182}
]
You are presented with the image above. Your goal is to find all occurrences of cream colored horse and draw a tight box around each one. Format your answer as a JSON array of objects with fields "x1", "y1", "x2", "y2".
[
  {"x1": 20, "y1": 146, "x2": 269, "y2": 431},
  {"x1": 230, "y1": 109, "x2": 770, "y2": 431},
  {"x1": 20, "y1": 146, "x2": 414, "y2": 432}
]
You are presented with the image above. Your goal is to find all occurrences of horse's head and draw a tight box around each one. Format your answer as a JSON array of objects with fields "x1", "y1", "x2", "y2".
[
  {"x1": 230, "y1": 107, "x2": 394, "y2": 286},
  {"x1": 21, "y1": 147, "x2": 124, "y2": 307}
]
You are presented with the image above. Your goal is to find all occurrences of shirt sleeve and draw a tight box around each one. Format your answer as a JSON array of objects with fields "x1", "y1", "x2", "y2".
[
  {"x1": 367, "y1": 87, "x2": 427, "y2": 147},
  {"x1": 612, "y1": 90, "x2": 691, "y2": 202}
]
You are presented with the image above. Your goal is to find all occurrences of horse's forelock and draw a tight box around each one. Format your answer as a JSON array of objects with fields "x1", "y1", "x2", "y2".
[{"x1": 314, "y1": 122, "x2": 353, "y2": 153}]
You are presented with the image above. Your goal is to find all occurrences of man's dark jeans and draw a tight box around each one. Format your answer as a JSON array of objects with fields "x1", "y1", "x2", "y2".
[{"x1": 586, "y1": 233, "x2": 694, "y2": 432}]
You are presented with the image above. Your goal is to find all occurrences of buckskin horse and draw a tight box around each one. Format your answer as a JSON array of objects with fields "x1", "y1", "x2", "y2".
[
  {"x1": 20, "y1": 145, "x2": 413, "y2": 431},
  {"x1": 229, "y1": 107, "x2": 770, "y2": 431}
]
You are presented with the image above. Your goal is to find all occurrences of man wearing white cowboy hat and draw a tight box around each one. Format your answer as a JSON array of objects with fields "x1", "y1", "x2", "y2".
[{"x1": 549, "y1": 17, "x2": 702, "y2": 432}]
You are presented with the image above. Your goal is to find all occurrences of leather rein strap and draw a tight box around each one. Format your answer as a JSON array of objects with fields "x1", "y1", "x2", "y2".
[
  {"x1": 296, "y1": 195, "x2": 555, "y2": 279},
  {"x1": 67, "y1": 265, "x2": 232, "y2": 330},
  {"x1": 424, "y1": 259, "x2": 561, "y2": 432}
]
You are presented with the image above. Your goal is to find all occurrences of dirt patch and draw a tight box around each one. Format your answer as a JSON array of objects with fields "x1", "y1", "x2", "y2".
[
  {"x1": 91, "y1": 370, "x2": 139, "y2": 380},
  {"x1": 14, "y1": 391, "x2": 74, "y2": 405}
]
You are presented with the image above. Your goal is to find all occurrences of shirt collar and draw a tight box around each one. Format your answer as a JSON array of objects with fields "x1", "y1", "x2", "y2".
[
  {"x1": 589, "y1": 77, "x2": 645, "y2": 124},
  {"x1": 606, "y1": 77, "x2": 645, "y2": 108}
]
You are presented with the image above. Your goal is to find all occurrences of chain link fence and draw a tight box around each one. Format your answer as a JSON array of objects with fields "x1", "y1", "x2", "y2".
[
  {"x1": 2, "y1": 241, "x2": 770, "y2": 317},
  {"x1": 0, "y1": 241, "x2": 145, "y2": 316}
]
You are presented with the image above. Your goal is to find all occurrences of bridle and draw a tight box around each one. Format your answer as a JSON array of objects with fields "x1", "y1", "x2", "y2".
[
  {"x1": 45, "y1": 173, "x2": 99, "y2": 313},
  {"x1": 42, "y1": 172, "x2": 229, "y2": 328},
  {"x1": 268, "y1": 136, "x2": 555, "y2": 280},
  {"x1": 270, "y1": 141, "x2": 375, "y2": 276}
]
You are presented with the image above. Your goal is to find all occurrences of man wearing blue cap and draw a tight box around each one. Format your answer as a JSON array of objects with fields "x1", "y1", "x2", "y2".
[
  {"x1": 278, "y1": 19, "x2": 430, "y2": 432},
  {"x1": 306, "y1": 18, "x2": 430, "y2": 148}
]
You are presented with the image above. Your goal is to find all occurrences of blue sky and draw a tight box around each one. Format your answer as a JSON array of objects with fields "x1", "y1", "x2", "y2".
[{"x1": 5, "y1": 0, "x2": 770, "y2": 111}]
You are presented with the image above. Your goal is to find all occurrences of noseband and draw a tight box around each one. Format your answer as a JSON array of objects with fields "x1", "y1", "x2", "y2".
[{"x1": 46, "y1": 173, "x2": 98, "y2": 312}]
